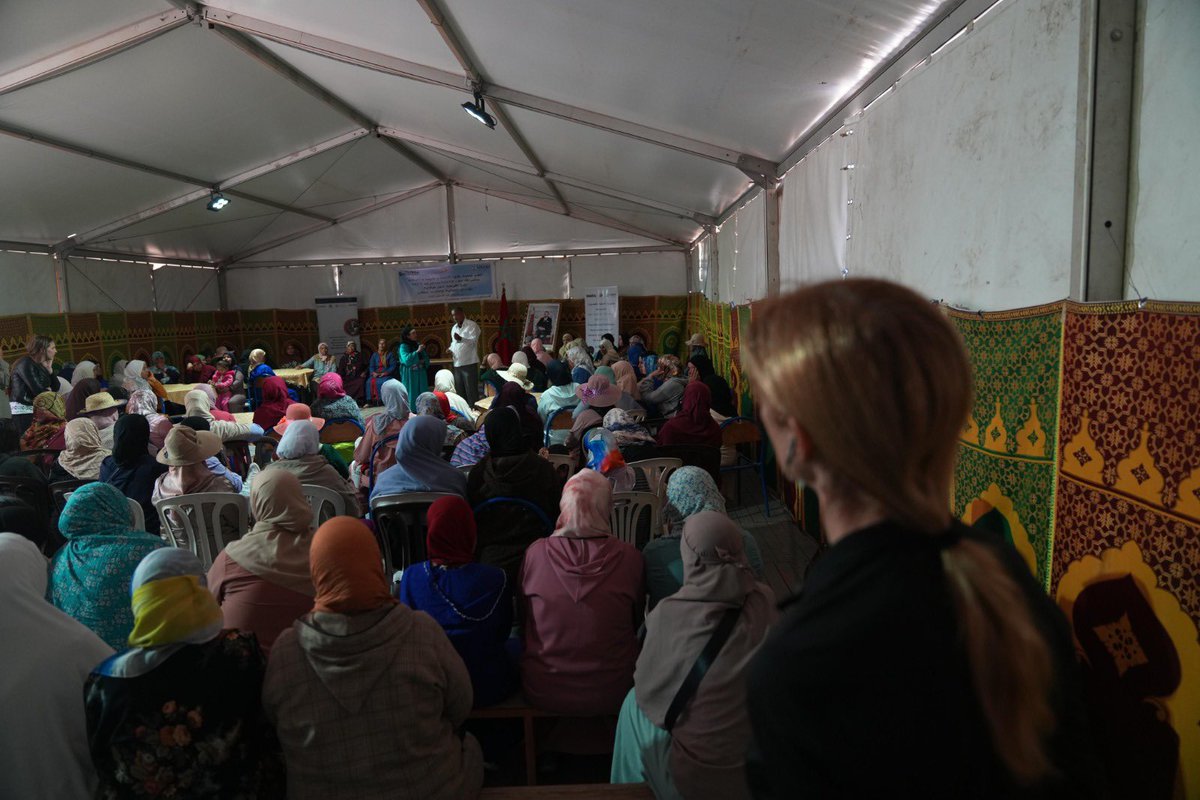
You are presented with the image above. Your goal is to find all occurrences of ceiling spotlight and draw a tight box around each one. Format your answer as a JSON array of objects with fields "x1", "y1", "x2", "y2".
[
  {"x1": 206, "y1": 192, "x2": 230, "y2": 212},
  {"x1": 461, "y1": 90, "x2": 497, "y2": 129}
]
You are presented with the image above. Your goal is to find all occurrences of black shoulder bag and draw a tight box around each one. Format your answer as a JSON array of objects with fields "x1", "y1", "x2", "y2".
[{"x1": 662, "y1": 606, "x2": 742, "y2": 732}]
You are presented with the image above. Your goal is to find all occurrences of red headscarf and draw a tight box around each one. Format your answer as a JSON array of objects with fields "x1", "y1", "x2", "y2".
[
  {"x1": 656, "y1": 381, "x2": 722, "y2": 447},
  {"x1": 425, "y1": 496, "x2": 477, "y2": 566},
  {"x1": 432, "y1": 390, "x2": 457, "y2": 422},
  {"x1": 252, "y1": 376, "x2": 291, "y2": 429},
  {"x1": 310, "y1": 517, "x2": 396, "y2": 614},
  {"x1": 318, "y1": 371, "x2": 346, "y2": 400}
]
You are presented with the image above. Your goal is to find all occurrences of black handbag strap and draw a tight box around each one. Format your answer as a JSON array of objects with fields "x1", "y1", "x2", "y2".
[{"x1": 663, "y1": 606, "x2": 742, "y2": 733}]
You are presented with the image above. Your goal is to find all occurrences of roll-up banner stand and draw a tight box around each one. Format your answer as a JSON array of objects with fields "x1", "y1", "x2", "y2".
[{"x1": 315, "y1": 296, "x2": 360, "y2": 353}]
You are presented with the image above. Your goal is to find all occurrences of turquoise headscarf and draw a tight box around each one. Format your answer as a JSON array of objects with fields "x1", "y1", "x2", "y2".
[
  {"x1": 49, "y1": 482, "x2": 165, "y2": 649},
  {"x1": 664, "y1": 466, "x2": 726, "y2": 537}
]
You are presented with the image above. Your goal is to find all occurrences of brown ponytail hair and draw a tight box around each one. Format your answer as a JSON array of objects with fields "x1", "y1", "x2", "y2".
[{"x1": 746, "y1": 279, "x2": 1055, "y2": 784}]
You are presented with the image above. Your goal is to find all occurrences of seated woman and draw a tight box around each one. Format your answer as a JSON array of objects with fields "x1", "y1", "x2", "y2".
[
  {"x1": 300, "y1": 342, "x2": 339, "y2": 385},
  {"x1": 656, "y1": 381, "x2": 723, "y2": 449},
  {"x1": 638, "y1": 355, "x2": 688, "y2": 418},
  {"x1": 20, "y1": 390, "x2": 65, "y2": 451},
  {"x1": 208, "y1": 470, "x2": 315, "y2": 656},
  {"x1": 49, "y1": 417, "x2": 110, "y2": 482},
  {"x1": 150, "y1": 351, "x2": 181, "y2": 385},
  {"x1": 312, "y1": 372, "x2": 364, "y2": 426},
  {"x1": 604, "y1": 408, "x2": 658, "y2": 464},
  {"x1": 264, "y1": 419, "x2": 361, "y2": 517},
  {"x1": 537, "y1": 360, "x2": 579, "y2": 448},
  {"x1": 78, "y1": 391, "x2": 123, "y2": 450},
  {"x1": 264, "y1": 517, "x2": 483, "y2": 800},
  {"x1": 184, "y1": 354, "x2": 216, "y2": 385},
  {"x1": 414, "y1": 392, "x2": 467, "y2": 447},
  {"x1": 434, "y1": 368, "x2": 475, "y2": 421},
  {"x1": 520, "y1": 347, "x2": 549, "y2": 391},
  {"x1": 520, "y1": 469, "x2": 645, "y2": 716},
  {"x1": 1, "y1": 533, "x2": 114, "y2": 800},
  {"x1": 126, "y1": 389, "x2": 173, "y2": 452},
  {"x1": 253, "y1": 376, "x2": 292, "y2": 431},
  {"x1": 687, "y1": 354, "x2": 736, "y2": 418},
  {"x1": 188, "y1": 383, "x2": 237, "y2": 421},
  {"x1": 63, "y1": 376, "x2": 101, "y2": 421},
  {"x1": 529, "y1": 337, "x2": 553, "y2": 366},
  {"x1": 48, "y1": 482, "x2": 165, "y2": 649},
  {"x1": 573, "y1": 365, "x2": 643, "y2": 419},
  {"x1": 479, "y1": 353, "x2": 508, "y2": 396},
  {"x1": 435, "y1": 390, "x2": 474, "y2": 434},
  {"x1": 100, "y1": 415, "x2": 168, "y2": 536},
  {"x1": 152, "y1": 425, "x2": 241, "y2": 547},
  {"x1": 279, "y1": 342, "x2": 303, "y2": 370},
  {"x1": 643, "y1": 467, "x2": 765, "y2": 611},
  {"x1": 562, "y1": 375, "x2": 621, "y2": 460},
  {"x1": 337, "y1": 341, "x2": 368, "y2": 406},
  {"x1": 353, "y1": 379, "x2": 409, "y2": 489},
  {"x1": 451, "y1": 382, "x2": 541, "y2": 468},
  {"x1": 365, "y1": 338, "x2": 397, "y2": 405},
  {"x1": 247, "y1": 349, "x2": 276, "y2": 409},
  {"x1": 398, "y1": 496, "x2": 517, "y2": 708},
  {"x1": 612, "y1": 512, "x2": 777, "y2": 798},
  {"x1": 467, "y1": 406, "x2": 562, "y2": 583},
  {"x1": 184, "y1": 389, "x2": 261, "y2": 441},
  {"x1": 86, "y1": 549, "x2": 282, "y2": 798},
  {"x1": 370, "y1": 415, "x2": 467, "y2": 502}
]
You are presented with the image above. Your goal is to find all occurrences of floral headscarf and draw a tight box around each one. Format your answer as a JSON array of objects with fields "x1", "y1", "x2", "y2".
[
  {"x1": 49, "y1": 482, "x2": 165, "y2": 649},
  {"x1": 664, "y1": 466, "x2": 726, "y2": 537},
  {"x1": 553, "y1": 469, "x2": 613, "y2": 539},
  {"x1": 20, "y1": 391, "x2": 66, "y2": 450},
  {"x1": 603, "y1": 408, "x2": 655, "y2": 447}
]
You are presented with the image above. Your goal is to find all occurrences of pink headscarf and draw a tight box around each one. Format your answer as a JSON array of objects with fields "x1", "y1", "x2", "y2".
[
  {"x1": 553, "y1": 469, "x2": 613, "y2": 539},
  {"x1": 611, "y1": 360, "x2": 641, "y2": 400},
  {"x1": 318, "y1": 372, "x2": 346, "y2": 400}
]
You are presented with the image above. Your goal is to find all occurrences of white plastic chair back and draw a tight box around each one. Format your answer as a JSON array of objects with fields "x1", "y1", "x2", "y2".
[
  {"x1": 64, "y1": 489, "x2": 146, "y2": 532},
  {"x1": 153, "y1": 492, "x2": 250, "y2": 569},
  {"x1": 610, "y1": 491, "x2": 662, "y2": 547},
  {"x1": 546, "y1": 453, "x2": 577, "y2": 482},
  {"x1": 301, "y1": 484, "x2": 346, "y2": 528},
  {"x1": 627, "y1": 457, "x2": 682, "y2": 499}
]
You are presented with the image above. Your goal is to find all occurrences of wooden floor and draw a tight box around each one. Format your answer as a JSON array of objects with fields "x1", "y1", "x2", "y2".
[{"x1": 723, "y1": 476, "x2": 820, "y2": 599}]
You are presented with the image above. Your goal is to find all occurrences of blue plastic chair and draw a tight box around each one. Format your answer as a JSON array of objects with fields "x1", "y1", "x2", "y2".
[
  {"x1": 544, "y1": 406, "x2": 574, "y2": 448},
  {"x1": 718, "y1": 416, "x2": 771, "y2": 515},
  {"x1": 367, "y1": 432, "x2": 402, "y2": 488}
]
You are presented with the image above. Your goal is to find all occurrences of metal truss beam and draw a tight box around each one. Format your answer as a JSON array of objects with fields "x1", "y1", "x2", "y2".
[
  {"x1": 222, "y1": 182, "x2": 442, "y2": 266},
  {"x1": 0, "y1": 9, "x2": 192, "y2": 97},
  {"x1": 199, "y1": 5, "x2": 761, "y2": 170},
  {"x1": 234, "y1": 244, "x2": 683, "y2": 269},
  {"x1": 69, "y1": 128, "x2": 371, "y2": 246}
]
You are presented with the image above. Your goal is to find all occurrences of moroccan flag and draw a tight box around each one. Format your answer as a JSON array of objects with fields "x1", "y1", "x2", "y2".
[{"x1": 495, "y1": 285, "x2": 514, "y2": 363}]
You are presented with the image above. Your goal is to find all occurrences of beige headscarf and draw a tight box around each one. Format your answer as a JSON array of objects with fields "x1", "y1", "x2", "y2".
[
  {"x1": 222, "y1": 469, "x2": 315, "y2": 596},
  {"x1": 184, "y1": 389, "x2": 215, "y2": 421},
  {"x1": 610, "y1": 360, "x2": 641, "y2": 401},
  {"x1": 57, "y1": 418, "x2": 110, "y2": 480}
]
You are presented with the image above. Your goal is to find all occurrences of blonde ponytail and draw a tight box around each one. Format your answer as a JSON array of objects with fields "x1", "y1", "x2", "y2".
[{"x1": 942, "y1": 538, "x2": 1055, "y2": 784}]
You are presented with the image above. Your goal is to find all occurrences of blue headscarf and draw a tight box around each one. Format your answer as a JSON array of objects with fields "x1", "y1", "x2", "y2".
[
  {"x1": 626, "y1": 340, "x2": 647, "y2": 378},
  {"x1": 370, "y1": 415, "x2": 467, "y2": 501},
  {"x1": 373, "y1": 379, "x2": 410, "y2": 435},
  {"x1": 49, "y1": 482, "x2": 165, "y2": 649}
]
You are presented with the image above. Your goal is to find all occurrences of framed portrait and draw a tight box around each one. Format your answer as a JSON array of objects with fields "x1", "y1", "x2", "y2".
[{"x1": 522, "y1": 303, "x2": 561, "y2": 347}]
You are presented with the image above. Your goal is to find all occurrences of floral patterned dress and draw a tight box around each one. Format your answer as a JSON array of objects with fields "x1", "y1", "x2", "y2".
[{"x1": 85, "y1": 631, "x2": 284, "y2": 799}]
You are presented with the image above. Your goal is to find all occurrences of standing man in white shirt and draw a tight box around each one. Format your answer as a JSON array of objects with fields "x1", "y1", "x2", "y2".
[{"x1": 449, "y1": 307, "x2": 481, "y2": 401}]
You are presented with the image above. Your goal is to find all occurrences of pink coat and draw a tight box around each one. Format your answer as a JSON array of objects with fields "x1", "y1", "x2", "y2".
[{"x1": 519, "y1": 535, "x2": 645, "y2": 715}]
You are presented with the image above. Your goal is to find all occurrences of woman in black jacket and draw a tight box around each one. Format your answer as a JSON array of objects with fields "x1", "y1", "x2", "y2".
[
  {"x1": 99, "y1": 414, "x2": 168, "y2": 535},
  {"x1": 9, "y1": 335, "x2": 59, "y2": 436}
]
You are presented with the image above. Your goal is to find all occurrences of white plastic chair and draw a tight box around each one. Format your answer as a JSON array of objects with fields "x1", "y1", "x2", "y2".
[
  {"x1": 301, "y1": 484, "x2": 347, "y2": 528},
  {"x1": 610, "y1": 491, "x2": 662, "y2": 547},
  {"x1": 545, "y1": 453, "x2": 577, "y2": 483},
  {"x1": 153, "y1": 493, "x2": 250, "y2": 569},
  {"x1": 627, "y1": 457, "x2": 682, "y2": 499}
]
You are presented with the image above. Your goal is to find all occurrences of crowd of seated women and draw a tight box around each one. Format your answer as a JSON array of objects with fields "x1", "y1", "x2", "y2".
[{"x1": 0, "y1": 293, "x2": 1108, "y2": 798}]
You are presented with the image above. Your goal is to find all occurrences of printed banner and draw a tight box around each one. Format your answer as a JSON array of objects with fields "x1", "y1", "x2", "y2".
[
  {"x1": 395, "y1": 262, "x2": 495, "y2": 306},
  {"x1": 314, "y1": 296, "x2": 359, "y2": 354},
  {"x1": 584, "y1": 286, "x2": 619, "y2": 348}
]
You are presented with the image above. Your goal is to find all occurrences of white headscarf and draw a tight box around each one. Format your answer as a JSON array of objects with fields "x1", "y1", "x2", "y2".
[
  {"x1": 71, "y1": 361, "x2": 97, "y2": 386},
  {"x1": 124, "y1": 360, "x2": 149, "y2": 392},
  {"x1": 0, "y1": 533, "x2": 113, "y2": 798},
  {"x1": 276, "y1": 419, "x2": 321, "y2": 459}
]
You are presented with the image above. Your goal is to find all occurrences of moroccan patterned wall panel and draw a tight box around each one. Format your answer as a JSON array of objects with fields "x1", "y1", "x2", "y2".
[
  {"x1": 1051, "y1": 301, "x2": 1200, "y2": 800},
  {"x1": 949, "y1": 302, "x2": 1064, "y2": 588}
]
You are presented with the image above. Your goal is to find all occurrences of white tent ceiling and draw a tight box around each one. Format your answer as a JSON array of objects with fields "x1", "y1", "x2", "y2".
[{"x1": 0, "y1": 0, "x2": 953, "y2": 267}]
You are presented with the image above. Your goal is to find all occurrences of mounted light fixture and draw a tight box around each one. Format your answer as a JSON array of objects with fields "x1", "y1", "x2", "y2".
[
  {"x1": 461, "y1": 89, "x2": 497, "y2": 129},
  {"x1": 206, "y1": 191, "x2": 230, "y2": 212}
]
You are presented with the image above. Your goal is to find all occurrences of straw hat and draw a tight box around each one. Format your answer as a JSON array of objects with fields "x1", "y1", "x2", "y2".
[
  {"x1": 498, "y1": 362, "x2": 534, "y2": 391},
  {"x1": 686, "y1": 333, "x2": 708, "y2": 347},
  {"x1": 576, "y1": 374, "x2": 622, "y2": 407},
  {"x1": 274, "y1": 402, "x2": 326, "y2": 436},
  {"x1": 81, "y1": 392, "x2": 123, "y2": 414},
  {"x1": 156, "y1": 425, "x2": 224, "y2": 466}
]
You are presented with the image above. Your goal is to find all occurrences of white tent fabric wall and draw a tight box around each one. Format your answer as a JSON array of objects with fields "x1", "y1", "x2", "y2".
[
  {"x1": 779, "y1": 131, "x2": 850, "y2": 290},
  {"x1": 1125, "y1": 0, "x2": 1200, "y2": 301},
  {"x1": 569, "y1": 252, "x2": 686, "y2": 298},
  {"x1": 717, "y1": 192, "x2": 767, "y2": 305},
  {"x1": 0, "y1": 250, "x2": 59, "y2": 314},
  {"x1": 65, "y1": 259, "x2": 154, "y2": 313},
  {"x1": 150, "y1": 266, "x2": 222, "y2": 312},
  {"x1": 841, "y1": 0, "x2": 1081, "y2": 309},
  {"x1": 226, "y1": 265, "x2": 336, "y2": 310}
]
